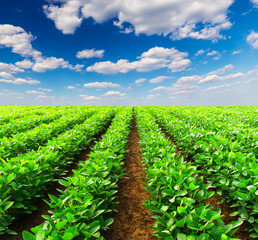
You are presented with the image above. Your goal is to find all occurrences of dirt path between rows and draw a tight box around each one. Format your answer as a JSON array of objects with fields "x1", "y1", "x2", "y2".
[{"x1": 103, "y1": 117, "x2": 157, "y2": 240}]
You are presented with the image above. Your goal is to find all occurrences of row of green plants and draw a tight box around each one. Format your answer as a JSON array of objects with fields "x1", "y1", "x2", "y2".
[
  {"x1": 0, "y1": 106, "x2": 49, "y2": 125},
  {"x1": 22, "y1": 107, "x2": 133, "y2": 240},
  {"x1": 149, "y1": 107, "x2": 258, "y2": 238},
  {"x1": 135, "y1": 107, "x2": 241, "y2": 240},
  {"x1": 0, "y1": 107, "x2": 96, "y2": 160},
  {"x1": 0, "y1": 107, "x2": 115, "y2": 235},
  {"x1": 159, "y1": 107, "x2": 257, "y2": 157},
  {"x1": 0, "y1": 108, "x2": 63, "y2": 139}
]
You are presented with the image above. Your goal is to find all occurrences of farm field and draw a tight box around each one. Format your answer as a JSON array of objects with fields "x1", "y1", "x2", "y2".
[{"x1": 0, "y1": 106, "x2": 257, "y2": 240}]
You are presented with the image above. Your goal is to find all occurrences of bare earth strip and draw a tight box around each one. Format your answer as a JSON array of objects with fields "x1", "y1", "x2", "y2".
[{"x1": 103, "y1": 117, "x2": 157, "y2": 240}]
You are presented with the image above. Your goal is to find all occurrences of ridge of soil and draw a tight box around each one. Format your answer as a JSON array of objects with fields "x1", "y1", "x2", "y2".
[
  {"x1": 103, "y1": 117, "x2": 157, "y2": 240},
  {"x1": 2, "y1": 126, "x2": 110, "y2": 240},
  {"x1": 158, "y1": 123, "x2": 252, "y2": 240}
]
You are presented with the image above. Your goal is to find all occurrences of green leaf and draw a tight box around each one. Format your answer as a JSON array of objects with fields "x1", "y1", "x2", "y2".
[
  {"x1": 62, "y1": 232, "x2": 73, "y2": 240},
  {"x1": 177, "y1": 233, "x2": 187, "y2": 240},
  {"x1": 56, "y1": 220, "x2": 68, "y2": 230},
  {"x1": 22, "y1": 231, "x2": 36, "y2": 240},
  {"x1": 4, "y1": 201, "x2": 14, "y2": 211},
  {"x1": 67, "y1": 212, "x2": 74, "y2": 222},
  {"x1": 236, "y1": 191, "x2": 248, "y2": 201},
  {"x1": 35, "y1": 230, "x2": 45, "y2": 240}
]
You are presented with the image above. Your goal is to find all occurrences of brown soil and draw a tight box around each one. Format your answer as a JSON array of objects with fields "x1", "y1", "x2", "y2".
[
  {"x1": 103, "y1": 117, "x2": 157, "y2": 240},
  {"x1": 158, "y1": 123, "x2": 253, "y2": 240},
  {"x1": 2, "y1": 129, "x2": 108, "y2": 240}
]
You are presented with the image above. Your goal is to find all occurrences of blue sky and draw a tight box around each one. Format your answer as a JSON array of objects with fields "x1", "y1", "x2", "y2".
[{"x1": 0, "y1": 0, "x2": 257, "y2": 106}]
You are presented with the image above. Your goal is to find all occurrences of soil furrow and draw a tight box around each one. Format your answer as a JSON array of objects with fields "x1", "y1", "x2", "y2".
[
  {"x1": 2, "y1": 126, "x2": 110, "y2": 240},
  {"x1": 103, "y1": 117, "x2": 157, "y2": 240}
]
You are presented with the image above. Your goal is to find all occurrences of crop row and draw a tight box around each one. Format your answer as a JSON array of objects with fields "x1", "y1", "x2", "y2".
[
  {"x1": 22, "y1": 107, "x2": 133, "y2": 240},
  {"x1": 0, "y1": 107, "x2": 96, "y2": 160},
  {"x1": 0, "y1": 108, "x2": 63, "y2": 139},
  {"x1": 158, "y1": 107, "x2": 257, "y2": 157},
  {"x1": 0, "y1": 107, "x2": 115, "y2": 235},
  {"x1": 149, "y1": 107, "x2": 258, "y2": 238},
  {"x1": 0, "y1": 106, "x2": 49, "y2": 125},
  {"x1": 135, "y1": 107, "x2": 241, "y2": 240}
]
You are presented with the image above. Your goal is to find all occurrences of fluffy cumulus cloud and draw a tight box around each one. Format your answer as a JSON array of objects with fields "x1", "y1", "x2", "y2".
[
  {"x1": 15, "y1": 60, "x2": 34, "y2": 69},
  {"x1": 149, "y1": 76, "x2": 170, "y2": 84},
  {"x1": 26, "y1": 90, "x2": 45, "y2": 95},
  {"x1": 247, "y1": 31, "x2": 258, "y2": 49},
  {"x1": 103, "y1": 91, "x2": 126, "y2": 97},
  {"x1": 79, "y1": 94, "x2": 102, "y2": 101},
  {"x1": 44, "y1": 0, "x2": 233, "y2": 41},
  {"x1": 0, "y1": 71, "x2": 14, "y2": 79},
  {"x1": 170, "y1": 65, "x2": 258, "y2": 92},
  {"x1": 87, "y1": 47, "x2": 191, "y2": 74},
  {"x1": 0, "y1": 24, "x2": 83, "y2": 73},
  {"x1": 0, "y1": 78, "x2": 40, "y2": 85},
  {"x1": 38, "y1": 88, "x2": 53, "y2": 92},
  {"x1": 67, "y1": 86, "x2": 75, "y2": 89},
  {"x1": 149, "y1": 86, "x2": 172, "y2": 92},
  {"x1": 83, "y1": 81, "x2": 120, "y2": 88},
  {"x1": 208, "y1": 64, "x2": 234, "y2": 75},
  {"x1": 250, "y1": 0, "x2": 258, "y2": 7},
  {"x1": 135, "y1": 78, "x2": 146, "y2": 86},
  {"x1": 195, "y1": 49, "x2": 205, "y2": 56},
  {"x1": 0, "y1": 62, "x2": 24, "y2": 74},
  {"x1": 0, "y1": 24, "x2": 41, "y2": 58},
  {"x1": 76, "y1": 49, "x2": 104, "y2": 58}
]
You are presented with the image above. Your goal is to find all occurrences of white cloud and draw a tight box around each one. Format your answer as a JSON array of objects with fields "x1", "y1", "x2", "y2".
[
  {"x1": 149, "y1": 86, "x2": 172, "y2": 92},
  {"x1": 87, "y1": 46, "x2": 191, "y2": 74},
  {"x1": 26, "y1": 90, "x2": 45, "y2": 95},
  {"x1": 67, "y1": 86, "x2": 75, "y2": 89},
  {"x1": 76, "y1": 49, "x2": 104, "y2": 58},
  {"x1": 0, "y1": 72, "x2": 14, "y2": 79},
  {"x1": 207, "y1": 50, "x2": 219, "y2": 56},
  {"x1": 208, "y1": 64, "x2": 234, "y2": 75},
  {"x1": 213, "y1": 56, "x2": 221, "y2": 60},
  {"x1": 0, "y1": 62, "x2": 24, "y2": 74},
  {"x1": 195, "y1": 50, "x2": 205, "y2": 56},
  {"x1": 38, "y1": 88, "x2": 53, "y2": 92},
  {"x1": 103, "y1": 91, "x2": 126, "y2": 97},
  {"x1": 198, "y1": 72, "x2": 244, "y2": 84},
  {"x1": 0, "y1": 78, "x2": 40, "y2": 85},
  {"x1": 250, "y1": 0, "x2": 258, "y2": 7},
  {"x1": 174, "y1": 90, "x2": 194, "y2": 94},
  {"x1": 247, "y1": 31, "x2": 258, "y2": 49},
  {"x1": 83, "y1": 81, "x2": 120, "y2": 88},
  {"x1": 44, "y1": 0, "x2": 233, "y2": 41},
  {"x1": 0, "y1": 24, "x2": 41, "y2": 58},
  {"x1": 149, "y1": 76, "x2": 170, "y2": 84},
  {"x1": 32, "y1": 56, "x2": 80, "y2": 72},
  {"x1": 232, "y1": 50, "x2": 242, "y2": 55},
  {"x1": 0, "y1": 24, "x2": 82, "y2": 73},
  {"x1": 79, "y1": 94, "x2": 102, "y2": 101},
  {"x1": 143, "y1": 94, "x2": 161, "y2": 100},
  {"x1": 135, "y1": 78, "x2": 146, "y2": 86},
  {"x1": 245, "y1": 78, "x2": 258, "y2": 84},
  {"x1": 204, "y1": 81, "x2": 241, "y2": 92},
  {"x1": 15, "y1": 59, "x2": 34, "y2": 69}
]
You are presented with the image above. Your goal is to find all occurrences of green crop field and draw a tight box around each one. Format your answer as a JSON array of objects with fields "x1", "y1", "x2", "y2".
[{"x1": 0, "y1": 106, "x2": 257, "y2": 240}]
